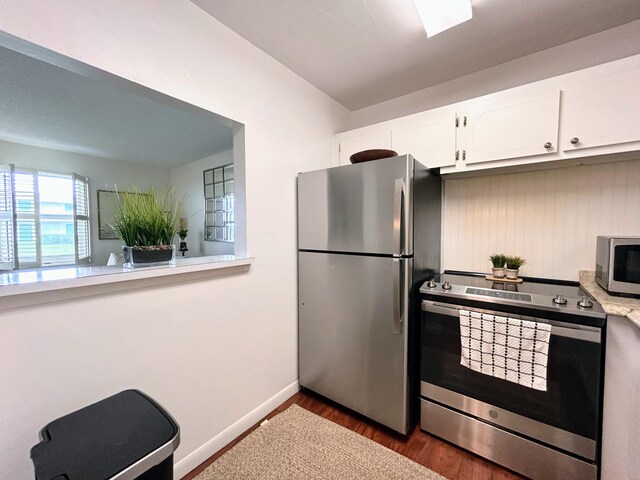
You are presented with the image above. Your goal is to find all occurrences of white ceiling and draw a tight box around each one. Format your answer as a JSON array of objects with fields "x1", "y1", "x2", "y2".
[
  {"x1": 0, "y1": 45, "x2": 233, "y2": 167},
  {"x1": 193, "y1": 0, "x2": 640, "y2": 110}
]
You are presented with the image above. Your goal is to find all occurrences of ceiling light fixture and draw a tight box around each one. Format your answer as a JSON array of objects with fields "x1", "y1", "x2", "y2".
[{"x1": 414, "y1": 0, "x2": 473, "y2": 37}]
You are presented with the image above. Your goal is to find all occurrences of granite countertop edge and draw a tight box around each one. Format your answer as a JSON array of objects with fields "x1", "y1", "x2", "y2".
[{"x1": 579, "y1": 270, "x2": 640, "y2": 329}]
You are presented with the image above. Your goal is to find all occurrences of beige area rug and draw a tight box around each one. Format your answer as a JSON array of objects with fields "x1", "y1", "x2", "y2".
[{"x1": 195, "y1": 404, "x2": 447, "y2": 480}]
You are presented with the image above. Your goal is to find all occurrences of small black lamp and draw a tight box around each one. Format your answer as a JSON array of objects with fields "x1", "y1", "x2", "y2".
[{"x1": 178, "y1": 229, "x2": 188, "y2": 257}]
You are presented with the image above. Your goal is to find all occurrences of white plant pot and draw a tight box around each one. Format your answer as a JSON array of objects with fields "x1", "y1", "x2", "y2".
[
  {"x1": 492, "y1": 267, "x2": 506, "y2": 278},
  {"x1": 505, "y1": 268, "x2": 519, "y2": 279}
]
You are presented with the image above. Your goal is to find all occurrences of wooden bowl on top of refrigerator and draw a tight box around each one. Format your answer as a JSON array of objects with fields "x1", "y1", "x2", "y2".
[{"x1": 349, "y1": 149, "x2": 398, "y2": 164}]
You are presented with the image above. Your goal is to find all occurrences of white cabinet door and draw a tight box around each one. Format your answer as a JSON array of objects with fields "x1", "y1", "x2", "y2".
[
  {"x1": 337, "y1": 128, "x2": 392, "y2": 165},
  {"x1": 463, "y1": 90, "x2": 560, "y2": 165},
  {"x1": 393, "y1": 109, "x2": 457, "y2": 169},
  {"x1": 563, "y1": 65, "x2": 640, "y2": 152}
]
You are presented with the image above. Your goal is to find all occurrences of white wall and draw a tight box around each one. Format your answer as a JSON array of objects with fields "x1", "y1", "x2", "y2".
[
  {"x1": 442, "y1": 158, "x2": 640, "y2": 281},
  {"x1": 0, "y1": 1, "x2": 350, "y2": 479},
  {"x1": 170, "y1": 150, "x2": 234, "y2": 257},
  {"x1": 0, "y1": 139, "x2": 172, "y2": 265},
  {"x1": 350, "y1": 20, "x2": 640, "y2": 128}
]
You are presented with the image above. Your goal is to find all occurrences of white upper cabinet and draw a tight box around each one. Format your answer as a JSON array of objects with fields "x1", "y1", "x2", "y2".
[
  {"x1": 462, "y1": 90, "x2": 560, "y2": 165},
  {"x1": 334, "y1": 55, "x2": 640, "y2": 175},
  {"x1": 562, "y1": 65, "x2": 640, "y2": 152},
  {"x1": 336, "y1": 127, "x2": 392, "y2": 165},
  {"x1": 392, "y1": 108, "x2": 457, "y2": 169}
]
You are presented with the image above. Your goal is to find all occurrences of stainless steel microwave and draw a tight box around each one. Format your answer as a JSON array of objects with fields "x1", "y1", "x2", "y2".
[{"x1": 596, "y1": 236, "x2": 640, "y2": 295}]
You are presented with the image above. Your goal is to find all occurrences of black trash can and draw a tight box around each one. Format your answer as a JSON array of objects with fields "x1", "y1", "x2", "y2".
[{"x1": 31, "y1": 390, "x2": 180, "y2": 480}]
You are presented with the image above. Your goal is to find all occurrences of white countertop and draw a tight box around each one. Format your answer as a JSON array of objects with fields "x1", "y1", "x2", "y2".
[
  {"x1": 579, "y1": 270, "x2": 640, "y2": 328},
  {"x1": 0, "y1": 255, "x2": 253, "y2": 310}
]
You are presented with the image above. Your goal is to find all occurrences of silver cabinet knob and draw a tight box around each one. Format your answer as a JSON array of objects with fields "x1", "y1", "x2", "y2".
[
  {"x1": 426, "y1": 280, "x2": 436, "y2": 289},
  {"x1": 570, "y1": 137, "x2": 580, "y2": 145},
  {"x1": 544, "y1": 142, "x2": 552, "y2": 149},
  {"x1": 578, "y1": 296, "x2": 594, "y2": 308},
  {"x1": 553, "y1": 294, "x2": 567, "y2": 305},
  {"x1": 442, "y1": 281, "x2": 452, "y2": 290}
]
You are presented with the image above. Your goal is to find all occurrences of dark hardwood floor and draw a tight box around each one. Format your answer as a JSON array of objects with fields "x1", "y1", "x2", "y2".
[{"x1": 182, "y1": 389, "x2": 526, "y2": 480}]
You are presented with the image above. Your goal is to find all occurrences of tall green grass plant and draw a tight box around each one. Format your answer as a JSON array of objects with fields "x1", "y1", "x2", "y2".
[{"x1": 109, "y1": 186, "x2": 184, "y2": 247}]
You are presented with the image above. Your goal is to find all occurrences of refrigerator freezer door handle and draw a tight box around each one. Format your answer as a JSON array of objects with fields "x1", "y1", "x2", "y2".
[
  {"x1": 393, "y1": 178, "x2": 405, "y2": 256},
  {"x1": 392, "y1": 258, "x2": 404, "y2": 334}
]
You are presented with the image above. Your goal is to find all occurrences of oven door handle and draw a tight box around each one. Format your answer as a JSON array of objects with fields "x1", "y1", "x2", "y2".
[
  {"x1": 421, "y1": 301, "x2": 465, "y2": 317},
  {"x1": 421, "y1": 300, "x2": 601, "y2": 344}
]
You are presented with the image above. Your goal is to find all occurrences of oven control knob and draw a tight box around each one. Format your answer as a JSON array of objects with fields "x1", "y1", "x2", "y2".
[
  {"x1": 553, "y1": 294, "x2": 567, "y2": 305},
  {"x1": 442, "y1": 281, "x2": 452, "y2": 290},
  {"x1": 426, "y1": 280, "x2": 437, "y2": 289},
  {"x1": 578, "y1": 296, "x2": 594, "y2": 308}
]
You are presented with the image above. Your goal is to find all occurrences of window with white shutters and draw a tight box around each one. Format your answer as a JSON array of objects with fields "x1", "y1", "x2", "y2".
[
  {"x1": 73, "y1": 173, "x2": 91, "y2": 264},
  {"x1": 0, "y1": 165, "x2": 91, "y2": 270},
  {"x1": 0, "y1": 164, "x2": 14, "y2": 270},
  {"x1": 13, "y1": 169, "x2": 39, "y2": 268}
]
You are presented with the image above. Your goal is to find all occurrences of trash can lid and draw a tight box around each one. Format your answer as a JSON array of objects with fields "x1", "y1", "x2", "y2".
[{"x1": 31, "y1": 390, "x2": 180, "y2": 480}]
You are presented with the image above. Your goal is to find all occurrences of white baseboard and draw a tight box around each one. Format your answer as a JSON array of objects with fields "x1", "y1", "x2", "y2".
[{"x1": 174, "y1": 380, "x2": 300, "y2": 479}]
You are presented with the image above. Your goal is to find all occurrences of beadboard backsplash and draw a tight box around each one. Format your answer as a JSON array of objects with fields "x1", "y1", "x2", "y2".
[{"x1": 442, "y1": 158, "x2": 640, "y2": 281}]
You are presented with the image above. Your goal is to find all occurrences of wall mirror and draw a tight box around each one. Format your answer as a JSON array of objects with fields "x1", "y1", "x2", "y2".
[
  {"x1": 203, "y1": 164, "x2": 234, "y2": 243},
  {"x1": 0, "y1": 36, "x2": 244, "y2": 272}
]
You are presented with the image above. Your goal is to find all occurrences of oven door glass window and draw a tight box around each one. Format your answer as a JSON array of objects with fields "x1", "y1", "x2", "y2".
[
  {"x1": 421, "y1": 309, "x2": 601, "y2": 440},
  {"x1": 613, "y1": 245, "x2": 640, "y2": 284}
]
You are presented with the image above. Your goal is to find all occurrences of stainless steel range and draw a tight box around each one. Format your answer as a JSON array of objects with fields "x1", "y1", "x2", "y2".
[{"x1": 419, "y1": 272, "x2": 606, "y2": 480}]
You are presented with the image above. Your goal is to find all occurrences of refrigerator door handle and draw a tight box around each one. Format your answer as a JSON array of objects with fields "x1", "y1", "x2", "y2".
[
  {"x1": 392, "y1": 258, "x2": 405, "y2": 334},
  {"x1": 393, "y1": 178, "x2": 405, "y2": 256}
]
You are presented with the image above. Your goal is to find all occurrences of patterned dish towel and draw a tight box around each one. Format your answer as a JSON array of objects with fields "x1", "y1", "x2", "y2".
[{"x1": 459, "y1": 309, "x2": 551, "y2": 391}]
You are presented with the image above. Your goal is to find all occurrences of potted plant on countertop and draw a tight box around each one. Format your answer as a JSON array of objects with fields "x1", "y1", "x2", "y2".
[
  {"x1": 489, "y1": 253, "x2": 506, "y2": 278},
  {"x1": 109, "y1": 186, "x2": 184, "y2": 268},
  {"x1": 505, "y1": 255, "x2": 526, "y2": 280}
]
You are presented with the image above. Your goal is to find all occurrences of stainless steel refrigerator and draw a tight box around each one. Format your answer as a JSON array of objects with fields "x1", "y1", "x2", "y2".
[{"x1": 297, "y1": 154, "x2": 441, "y2": 434}]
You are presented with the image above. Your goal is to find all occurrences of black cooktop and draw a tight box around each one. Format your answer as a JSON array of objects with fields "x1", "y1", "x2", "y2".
[{"x1": 420, "y1": 271, "x2": 606, "y2": 319}]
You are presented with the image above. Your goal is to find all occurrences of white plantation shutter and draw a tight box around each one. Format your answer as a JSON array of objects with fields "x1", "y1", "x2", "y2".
[
  {"x1": 13, "y1": 168, "x2": 40, "y2": 269},
  {"x1": 0, "y1": 164, "x2": 15, "y2": 270},
  {"x1": 73, "y1": 173, "x2": 91, "y2": 264},
  {"x1": 0, "y1": 167, "x2": 92, "y2": 269}
]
